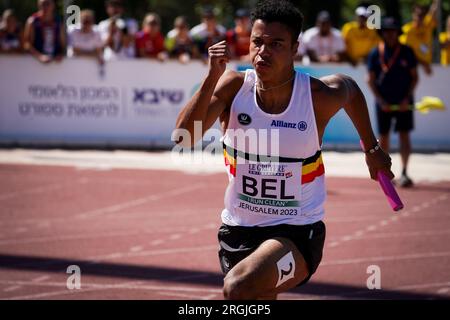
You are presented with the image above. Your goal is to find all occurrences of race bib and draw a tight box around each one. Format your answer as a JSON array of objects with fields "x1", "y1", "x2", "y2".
[{"x1": 235, "y1": 160, "x2": 302, "y2": 217}]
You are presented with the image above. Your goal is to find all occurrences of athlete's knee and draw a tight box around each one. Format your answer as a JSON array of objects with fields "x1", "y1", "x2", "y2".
[{"x1": 223, "y1": 273, "x2": 257, "y2": 300}]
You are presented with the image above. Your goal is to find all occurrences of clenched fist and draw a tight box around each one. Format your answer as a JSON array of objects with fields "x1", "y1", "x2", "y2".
[{"x1": 208, "y1": 40, "x2": 230, "y2": 78}]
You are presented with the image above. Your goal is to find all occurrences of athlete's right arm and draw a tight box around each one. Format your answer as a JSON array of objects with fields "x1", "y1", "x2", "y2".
[{"x1": 174, "y1": 40, "x2": 244, "y2": 147}]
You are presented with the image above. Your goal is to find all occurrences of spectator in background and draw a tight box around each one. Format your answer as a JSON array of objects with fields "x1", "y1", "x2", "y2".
[
  {"x1": 0, "y1": 9, "x2": 23, "y2": 54},
  {"x1": 165, "y1": 16, "x2": 198, "y2": 63},
  {"x1": 102, "y1": 17, "x2": 123, "y2": 60},
  {"x1": 439, "y1": 16, "x2": 450, "y2": 66},
  {"x1": 24, "y1": 0, "x2": 65, "y2": 64},
  {"x1": 135, "y1": 13, "x2": 167, "y2": 61},
  {"x1": 98, "y1": 0, "x2": 138, "y2": 39},
  {"x1": 367, "y1": 17, "x2": 418, "y2": 188},
  {"x1": 98, "y1": 0, "x2": 138, "y2": 60},
  {"x1": 190, "y1": 7, "x2": 226, "y2": 60},
  {"x1": 302, "y1": 11, "x2": 346, "y2": 63},
  {"x1": 67, "y1": 10, "x2": 103, "y2": 64},
  {"x1": 117, "y1": 26, "x2": 136, "y2": 59},
  {"x1": 400, "y1": 0, "x2": 440, "y2": 75},
  {"x1": 341, "y1": 6, "x2": 380, "y2": 66},
  {"x1": 226, "y1": 8, "x2": 251, "y2": 61}
]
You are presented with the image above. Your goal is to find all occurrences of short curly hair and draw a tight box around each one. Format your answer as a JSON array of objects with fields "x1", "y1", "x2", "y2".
[{"x1": 251, "y1": 0, "x2": 303, "y2": 43}]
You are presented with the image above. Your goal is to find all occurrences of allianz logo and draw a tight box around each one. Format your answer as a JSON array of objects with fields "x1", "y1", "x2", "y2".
[{"x1": 271, "y1": 120, "x2": 307, "y2": 131}]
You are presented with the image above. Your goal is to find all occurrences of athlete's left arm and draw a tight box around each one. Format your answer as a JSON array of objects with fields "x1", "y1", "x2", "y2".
[{"x1": 312, "y1": 74, "x2": 394, "y2": 181}]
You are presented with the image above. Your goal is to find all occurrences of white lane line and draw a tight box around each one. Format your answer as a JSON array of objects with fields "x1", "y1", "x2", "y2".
[
  {"x1": 37, "y1": 222, "x2": 50, "y2": 228},
  {"x1": 151, "y1": 240, "x2": 164, "y2": 246},
  {"x1": 0, "y1": 279, "x2": 221, "y2": 293},
  {"x1": 0, "y1": 230, "x2": 141, "y2": 246},
  {"x1": 327, "y1": 229, "x2": 450, "y2": 242},
  {"x1": 156, "y1": 291, "x2": 207, "y2": 299},
  {"x1": 312, "y1": 281, "x2": 450, "y2": 299},
  {"x1": 86, "y1": 245, "x2": 217, "y2": 262},
  {"x1": 130, "y1": 246, "x2": 143, "y2": 253},
  {"x1": 3, "y1": 275, "x2": 51, "y2": 293},
  {"x1": 169, "y1": 234, "x2": 181, "y2": 240},
  {"x1": 1, "y1": 280, "x2": 222, "y2": 300},
  {"x1": 0, "y1": 222, "x2": 213, "y2": 246},
  {"x1": 3, "y1": 286, "x2": 21, "y2": 292},
  {"x1": 328, "y1": 242, "x2": 339, "y2": 248},
  {"x1": 321, "y1": 251, "x2": 450, "y2": 266},
  {"x1": 14, "y1": 227, "x2": 28, "y2": 233},
  {"x1": 4, "y1": 183, "x2": 206, "y2": 226},
  {"x1": 354, "y1": 231, "x2": 364, "y2": 237},
  {"x1": 394, "y1": 281, "x2": 450, "y2": 291},
  {"x1": 324, "y1": 216, "x2": 382, "y2": 223},
  {"x1": 5, "y1": 288, "x2": 93, "y2": 300},
  {"x1": 32, "y1": 275, "x2": 51, "y2": 283},
  {"x1": 75, "y1": 183, "x2": 206, "y2": 220},
  {"x1": 326, "y1": 194, "x2": 447, "y2": 249},
  {"x1": 0, "y1": 183, "x2": 65, "y2": 201},
  {"x1": 437, "y1": 287, "x2": 450, "y2": 294}
]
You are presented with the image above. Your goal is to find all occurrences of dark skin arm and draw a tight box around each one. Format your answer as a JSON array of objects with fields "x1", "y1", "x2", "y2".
[
  {"x1": 174, "y1": 40, "x2": 243, "y2": 147},
  {"x1": 312, "y1": 74, "x2": 394, "y2": 180}
]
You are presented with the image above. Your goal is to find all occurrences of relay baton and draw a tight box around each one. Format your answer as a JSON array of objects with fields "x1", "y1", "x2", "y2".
[{"x1": 360, "y1": 140, "x2": 404, "y2": 212}]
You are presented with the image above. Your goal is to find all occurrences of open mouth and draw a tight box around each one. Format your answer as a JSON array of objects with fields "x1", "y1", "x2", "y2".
[{"x1": 255, "y1": 59, "x2": 271, "y2": 68}]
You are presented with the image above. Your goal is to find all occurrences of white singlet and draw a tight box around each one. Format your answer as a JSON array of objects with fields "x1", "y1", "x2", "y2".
[{"x1": 221, "y1": 69, "x2": 326, "y2": 227}]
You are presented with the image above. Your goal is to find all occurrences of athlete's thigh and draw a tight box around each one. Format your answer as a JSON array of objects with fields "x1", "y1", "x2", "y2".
[{"x1": 226, "y1": 236, "x2": 309, "y2": 295}]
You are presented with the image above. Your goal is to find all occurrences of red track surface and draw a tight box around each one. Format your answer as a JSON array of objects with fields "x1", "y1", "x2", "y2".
[{"x1": 0, "y1": 164, "x2": 449, "y2": 300}]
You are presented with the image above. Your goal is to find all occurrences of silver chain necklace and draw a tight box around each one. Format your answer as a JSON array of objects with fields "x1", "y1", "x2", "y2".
[{"x1": 255, "y1": 72, "x2": 295, "y2": 92}]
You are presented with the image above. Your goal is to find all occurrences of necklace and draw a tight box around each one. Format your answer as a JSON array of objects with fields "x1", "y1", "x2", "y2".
[{"x1": 256, "y1": 72, "x2": 295, "y2": 91}]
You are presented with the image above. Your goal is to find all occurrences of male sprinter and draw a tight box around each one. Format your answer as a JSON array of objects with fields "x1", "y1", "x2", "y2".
[{"x1": 175, "y1": 0, "x2": 393, "y2": 300}]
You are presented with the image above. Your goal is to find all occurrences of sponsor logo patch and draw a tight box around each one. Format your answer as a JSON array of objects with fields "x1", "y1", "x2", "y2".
[
  {"x1": 238, "y1": 113, "x2": 252, "y2": 125},
  {"x1": 297, "y1": 121, "x2": 307, "y2": 131}
]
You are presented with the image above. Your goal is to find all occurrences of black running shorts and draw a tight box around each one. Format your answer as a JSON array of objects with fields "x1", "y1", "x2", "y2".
[{"x1": 217, "y1": 220, "x2": 326, "y2": 287}]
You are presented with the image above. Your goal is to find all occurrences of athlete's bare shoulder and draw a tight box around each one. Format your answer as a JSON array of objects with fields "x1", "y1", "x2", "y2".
[
  {"x1": 311, "y1": 73, "x2": 354, "y2": 97},
  {"x1": 310, "y1": 73, "x2": 360, "y2": 137},
  {"x1": 311, "y1": 73, "x2": 358, "y2": 109}
]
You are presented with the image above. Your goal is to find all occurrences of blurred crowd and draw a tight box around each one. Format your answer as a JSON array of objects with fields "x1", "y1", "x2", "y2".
[{"x1": 0, "y1": 0, "x2": 449, "y2": 69}]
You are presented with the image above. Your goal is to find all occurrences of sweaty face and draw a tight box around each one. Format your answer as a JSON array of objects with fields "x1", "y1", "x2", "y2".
[{"x1": 250, "y1": 20, "x2": 298, "y2": 79}]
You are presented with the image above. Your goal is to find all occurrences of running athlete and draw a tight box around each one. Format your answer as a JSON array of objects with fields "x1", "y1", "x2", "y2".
[{"x1": 175, "y1": 0, "x2": 393, "y2": 300}]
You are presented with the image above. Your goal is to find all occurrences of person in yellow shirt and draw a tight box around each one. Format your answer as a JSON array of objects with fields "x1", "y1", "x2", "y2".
[
  {"x1": 439, "y1": 16, "x2": 450, "y2": 66},
  {"x1": 400, "y1": 0, "x2": 440, "y2": 75},
  {"x1": 342, "y1": 6, "x2": 380, "y2": 66}
]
